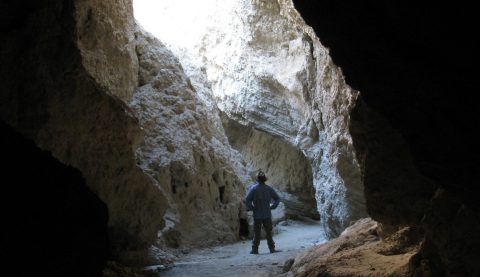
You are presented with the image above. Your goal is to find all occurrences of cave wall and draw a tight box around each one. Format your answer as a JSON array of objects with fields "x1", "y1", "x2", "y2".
[
  {"x1": 0, "y1": 0, "x2": 163, "y2": 266},
  {"x1": 292, "y1": 0, "x2": 480, "y2": 274}
]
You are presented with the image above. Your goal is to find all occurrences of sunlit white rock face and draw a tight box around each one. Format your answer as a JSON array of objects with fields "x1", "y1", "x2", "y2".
[
  {"x1": 135, "y1": 0, "x2": 367, "y2": 236},
  {"x1": 129, "y1": 27, "x2": 251, "y2": 248}
]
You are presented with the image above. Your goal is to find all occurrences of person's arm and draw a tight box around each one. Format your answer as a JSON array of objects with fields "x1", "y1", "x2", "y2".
[
  {"x1": 245, "y1": 187, "x2": 255, "y2": 211},
  {"x1": 270, "y1": 187, "x2": 280, "y2": 209}
]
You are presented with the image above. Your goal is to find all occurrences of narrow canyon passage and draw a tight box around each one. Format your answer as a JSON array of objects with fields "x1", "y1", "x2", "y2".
[
  {"x1": 132, "y1": 0, "x2": 366, "y2": 244},
  {"x1": 2, "y1": 0, "x2": 478, "y2": 276},
  {"x1": 129, "y1": 0, "x2": 364, "y2": 274}
]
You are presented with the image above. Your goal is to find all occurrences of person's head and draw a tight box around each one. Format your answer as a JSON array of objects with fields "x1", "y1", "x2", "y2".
[{"x1": 257, "y1": 170, "x2": 267, "y2": 183}]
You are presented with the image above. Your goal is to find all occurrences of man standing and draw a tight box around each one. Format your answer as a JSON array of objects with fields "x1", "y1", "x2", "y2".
[{"x1": 245, "y1": 171, "x2": 280, "y2": 254}]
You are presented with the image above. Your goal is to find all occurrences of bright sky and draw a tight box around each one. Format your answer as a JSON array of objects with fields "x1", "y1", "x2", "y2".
[{"x1": 133, "y1": 0, "x2": 221, "y2": 48}]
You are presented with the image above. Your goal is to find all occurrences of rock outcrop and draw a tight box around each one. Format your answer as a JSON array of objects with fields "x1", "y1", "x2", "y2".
[{"x1": 284, "y1": 218, "x2": 422, "y2": 277}]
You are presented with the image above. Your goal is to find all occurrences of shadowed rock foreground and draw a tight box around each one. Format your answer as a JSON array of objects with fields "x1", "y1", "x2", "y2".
[{"x1": 284, "y1": 218, "x2": 422, "y2": 277}]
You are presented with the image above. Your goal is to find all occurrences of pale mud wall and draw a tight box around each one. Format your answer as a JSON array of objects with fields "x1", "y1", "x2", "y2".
[
  {"x1": 222, "y1": 116, "x2": 318, "y2": 220},
  {"x1": 157, "y1": 0, "x2": 367, "y2": 236},
  {"x1": 130, "y1": 27, "x2": 250, "y2": 248},
  {"x1": 0, "y1": 0, "x2": 167, "y2": 264}
]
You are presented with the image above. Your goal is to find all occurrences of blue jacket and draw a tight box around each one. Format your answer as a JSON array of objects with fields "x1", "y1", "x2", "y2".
[{"x1": 245, "y1": 182, "x2": 280, "y2": 219}]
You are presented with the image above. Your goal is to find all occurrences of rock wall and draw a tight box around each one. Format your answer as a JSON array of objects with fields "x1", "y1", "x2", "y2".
[
  {"x1": 293, "y1": 0, "x2": 480, "y2": 275},
  {"x1": 152, "y1": 0, "x2": 367, "y2": 236},
  {"x1": 130, "y1": 27, "x2": 250, "y2": 248},
  {"x1": 0, "y1": 0, "x2": 168, "y2": 265},
  {"x1": 76, "y1": 0, "x2": 139, "y2": 101},
  {"x1": 0, "y1": 0, "x2": 251, "y2": 267}
]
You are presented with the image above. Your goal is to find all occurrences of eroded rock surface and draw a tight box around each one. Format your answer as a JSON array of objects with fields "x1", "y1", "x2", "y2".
[
  {"x1": 130, "y1": 27, "x2": 250, "y2": 248},
  {"x1": 284, "y1": 218, "x2": 422, "y2": 277}
]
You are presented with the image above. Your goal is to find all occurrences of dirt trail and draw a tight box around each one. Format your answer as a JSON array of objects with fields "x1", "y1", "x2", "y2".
[{"x1": 155, "y1": 220, "x2": 327, "y2": 277}]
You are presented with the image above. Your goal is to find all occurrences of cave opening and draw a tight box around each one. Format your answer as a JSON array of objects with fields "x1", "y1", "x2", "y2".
[{"x1": 218, "y1": 186, "x2": 226, "y2": 203}]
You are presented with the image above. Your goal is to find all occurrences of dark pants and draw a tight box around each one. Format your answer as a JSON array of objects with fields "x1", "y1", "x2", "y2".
[{"x1": 252, "y1": 218, "x2": 275, "y2": 250}]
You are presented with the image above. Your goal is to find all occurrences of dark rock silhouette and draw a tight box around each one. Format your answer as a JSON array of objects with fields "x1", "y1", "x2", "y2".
[
  {"x1": 0, "y1": 121, "x2": 109, "y2": 277},
  {"x1": 293, "y1": 0, "x2": 480, "y2": 274}
]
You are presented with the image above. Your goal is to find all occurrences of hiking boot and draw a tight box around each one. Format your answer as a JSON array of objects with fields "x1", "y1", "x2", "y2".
[{"x1": 250, "y1": 249, "x2": 259, "y2": 254}]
